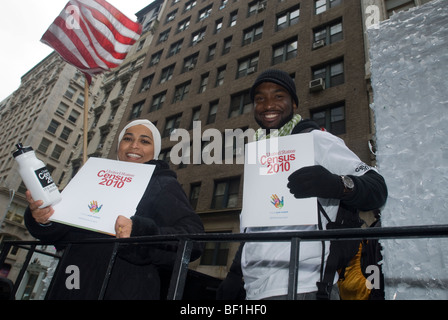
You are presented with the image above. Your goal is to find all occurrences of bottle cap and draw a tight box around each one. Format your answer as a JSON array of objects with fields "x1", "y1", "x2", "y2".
[{"x1": 12, "y1": 143, "x2": 34, "y2": 158}]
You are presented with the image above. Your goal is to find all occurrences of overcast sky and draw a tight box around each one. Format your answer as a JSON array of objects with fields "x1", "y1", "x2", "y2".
[{"x1": 0, "y1": 0, "x2": 154, "y2": 101}]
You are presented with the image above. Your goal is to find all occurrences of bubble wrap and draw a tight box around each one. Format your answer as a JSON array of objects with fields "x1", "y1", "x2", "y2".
[{"x1": 368, "y1": 0, "x2": 448, "y2": 299}]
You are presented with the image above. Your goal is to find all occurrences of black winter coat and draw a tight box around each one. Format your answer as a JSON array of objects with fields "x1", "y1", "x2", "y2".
[{"x1": 24, "y1": 160, "x2": 204, "y2": 300}]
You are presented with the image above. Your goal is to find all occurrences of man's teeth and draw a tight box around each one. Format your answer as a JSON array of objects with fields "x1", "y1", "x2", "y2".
[{"x1": 265, "y1": 114, "x2": 278, "y2": 119}]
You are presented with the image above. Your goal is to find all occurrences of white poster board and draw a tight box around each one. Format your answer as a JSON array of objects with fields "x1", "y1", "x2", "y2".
[
  {"x1": 240, "y1": 133, "x2": 317, "y2": 229},
  {"x1": 50, "y1": 157, "x2": 155, "y2": 235}
]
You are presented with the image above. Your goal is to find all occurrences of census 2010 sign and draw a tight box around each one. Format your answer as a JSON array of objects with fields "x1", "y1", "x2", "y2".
[
  {"x1": 97, "y1": 169, "x2": 134, "y2": 189},
  {"x1": 241, "y1": 133, "x2": 317, "y2": 228}
]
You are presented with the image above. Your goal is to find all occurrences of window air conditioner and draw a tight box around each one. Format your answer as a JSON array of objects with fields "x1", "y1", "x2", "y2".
[
  {"x1": 312, "y1": 39, "x2": 325, "y2": 50},
  {"x1": 309, "y1": 78, "x2": 325, "y2": 92}
]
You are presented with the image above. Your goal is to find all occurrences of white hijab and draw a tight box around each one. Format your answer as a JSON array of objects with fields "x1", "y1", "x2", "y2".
[{"x1": 117, "y1": 119, "x2": 161, "y2": 160}]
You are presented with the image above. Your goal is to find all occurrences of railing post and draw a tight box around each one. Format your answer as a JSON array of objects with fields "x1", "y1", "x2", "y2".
[
  {"x1": 0, "y1": 242, "x2": 12, "y2": 267},
  {"x1": 45, "y1": 243, "x2": 71, "y2": 299},
  {"x1": 167, "y1": 238, "x2": 193, "y2": 300},
  {"x1": 98, "y1": 242, "x2": 119, "y2": 300},
  {"x1": 288, "y1": 237, "x2": 301, "y2": 300}
]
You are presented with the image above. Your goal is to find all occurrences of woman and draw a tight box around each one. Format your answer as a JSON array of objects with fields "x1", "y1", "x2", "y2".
[{"x1": 24, "y1": 119, "x2": 204, "y2": 299}]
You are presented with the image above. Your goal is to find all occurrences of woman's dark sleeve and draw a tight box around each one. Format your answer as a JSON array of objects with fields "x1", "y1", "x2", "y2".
[
  {"x1": 24, "y1": 206, "x2": 71, "y2": 243},
  {"x1": 119, "y1": 173, "x2": 204, "y2": 266}
]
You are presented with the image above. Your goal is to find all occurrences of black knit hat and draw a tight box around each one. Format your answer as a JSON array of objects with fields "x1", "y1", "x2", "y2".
[{"x1": 249, "y1": 69, "x2": 299, "y2": 106}]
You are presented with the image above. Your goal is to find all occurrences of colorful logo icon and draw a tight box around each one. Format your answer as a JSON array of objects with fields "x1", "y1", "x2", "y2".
[
  {"x1": 270, "y1": 194, "x2": 284, "y2": 209},
  {"x1": 88, "y1": 200, "x2": 103, "y2": 213}
]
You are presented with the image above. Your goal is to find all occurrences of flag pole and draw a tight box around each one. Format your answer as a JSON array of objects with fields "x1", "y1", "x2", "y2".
[{"x1": 83, "y1": 76, "x2": 90, "y2": 165}]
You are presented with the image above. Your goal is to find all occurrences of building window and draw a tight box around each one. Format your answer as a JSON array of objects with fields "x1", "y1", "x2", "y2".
[
  {"x1": 158, "y1": 29, "x2": 170, "y2": 44},
  {"x1": 229, "y1": 10, "x2": 238, "y2": 27},
  {"x1": 198, "y1": 5, "x2": 212, "y2": 21},
  {"x1": 47, "y1": 120, "x2": 60, "y2": 135},
  {"x1": 150, "y1": 91, "x2": 166, "y2": 112},
  {"x1": 173, "y1": 81, "x2": 191, "y2": 103},
  {"x1": 207, "y1": 100, "x2": 219, "y2": 124},
  {"x1": 311, "y1": 104, "x2": 345, "y2": 135},
  {"x1": 159, "y1": 149, "x2": 171, "y2": 163},
  {"x1": 64, "y1": 86, "x2": 76, "y2": 100},
  {"x1": 184, "y1": 0, "x2": 196, "y2": 12},
  {"x1": 242, "y1": 23, "x2": 263, "y2": 46},
  {"x1": 211, "y1": 177, "x2": 240, "y2": 209},
  {"x1": 68, "y1": 109, "x2": 80, "y2": 123},
  {"x1": 177, "y1": 18, "x2": 190, "y2": 33},
  {"x1": 37, "y1": 138, "x2": 52, "y2": 154},
  {"x1": 75, "y1": 93, "x2": 85, "y2": 106},
  {"x1": 272, "y1": 38, "x2": 298, "y2": 65},
  {"x1": 136, "y1": 39, "x2": 145, "y2": 52},
  {"x1": 219, "y1": 0, "x2": 228, "y2": 10},
  {"x1": 168, "y1": 40, "x2": 183, "y2": 57},
  {"x1": 276, "y1": 5, "x2": 300, "y2": 31},
  {"x1": 216, "y1": 66, "x2": 226, "y2": 87},
  {"x1": 207, "y1": 44, "x2": 217, "y2": 62},
  {"x1": 313, "y1": 20, "x2": 343, "y2": 49},
  {"x1": 199, "y1": 73, "x2": 209, "y2": 93},
  {"x1": 191, "y1": 28, "x2": 206, "y2": 46},
  {"x1": 248, "y1": 1, "x2": 267, "y2": 17},
  {"x1": 140, "y1": 75, "x2": 154, "y2": 93},
  {"x1": 160, "y1": 65, "x2": 175, "y2": 84},
  {"x1": 236, "y1": 54, "x2": 259, "y2": 79},
  {"x1": 129, "y1": 101, "x2": 145, "y2": 120},
  {"x1": 315, "y1": 0, "x2": 342, "y2": 15},
  {"x1": 229, "y1": 90, "x2": 252, "y2": 118},
  {"x1": 200, "y1": 236, "x2": 230, "y2": 266},
  {"x1": 190, "y1": 183, "x2": 201, "y2": 209},
  {"x1": 190, "y1": 107, "x2": 201, "y2": 130},
  {"x1": 166, "y1": 9, "x2": 177, "y2": 24},
  {"x1": 215, "y1": 18, "x2": 223, "y2": 34},
  {"x1": 51, "y1": 145, "x2": 64, "y2": 160},
  {"x1": 60, "y1": 126, "x2": 72, "y2": 141},
  {"x1": 149, "y1": 51, "x2": 163, "y2": 67},
  {"x1": 182, "y1": 53, "x2": 199, "y2": 73},
  {"x1": 385, "y1": 0, "x2": 416, "y2": 18},
  {"x1": 56, "y1": 102, "x2": 69, "y2": 117},
  {"x1": 312, "y1": 59, "x2": 344, "y2": 88},
  {"x1": 163, "y1": 114, "x2": 182, "y2": 138},
  {"x1": 222, "y1": 37, "x2": 232, "y2": 55}
]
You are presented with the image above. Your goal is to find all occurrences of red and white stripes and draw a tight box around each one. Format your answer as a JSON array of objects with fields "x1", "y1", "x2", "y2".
[{"x1": 41, "y1": 0, "x2": 142, "y2": 82}]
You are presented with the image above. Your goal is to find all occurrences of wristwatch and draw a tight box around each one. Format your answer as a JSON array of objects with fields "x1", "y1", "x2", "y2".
[{"x1": 341, "y1": 175, "x2": 354, "y2": 193}]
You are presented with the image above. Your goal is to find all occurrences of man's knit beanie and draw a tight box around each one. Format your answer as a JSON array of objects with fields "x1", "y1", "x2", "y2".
[{"x1": 249, "y1": 69, "x2": 299, "y2": 106}]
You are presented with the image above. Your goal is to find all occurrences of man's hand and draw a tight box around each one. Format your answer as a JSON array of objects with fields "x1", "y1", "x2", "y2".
[{"x1": 287, "y1": 165, "x2": 344, "y2": 199}]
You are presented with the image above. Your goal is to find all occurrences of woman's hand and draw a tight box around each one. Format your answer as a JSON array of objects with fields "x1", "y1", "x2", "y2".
[
  {"x1": 115, "y1": 215, "x2": 132, "y2": 238},
  {"x1": 25, "y1": 190, "x2": 54, "y2": 225}
]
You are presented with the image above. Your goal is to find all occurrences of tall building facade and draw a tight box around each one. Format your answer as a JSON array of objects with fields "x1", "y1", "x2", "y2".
[
  {"x1": 108, "y1": 0, "x2": 374, "y2": 278},
  {"x1": 0, "y1": 52, "x2": 102, "y2": 282}
]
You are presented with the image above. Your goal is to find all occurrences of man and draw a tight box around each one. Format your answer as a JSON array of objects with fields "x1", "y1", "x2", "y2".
[{"x1": 218, "y1": 69, "x2": 387, "y2": 300}]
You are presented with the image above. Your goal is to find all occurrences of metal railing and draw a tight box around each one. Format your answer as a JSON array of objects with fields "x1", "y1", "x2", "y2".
[{"x1": 1, "y1": 224, "x2": 448, "y2": 300}]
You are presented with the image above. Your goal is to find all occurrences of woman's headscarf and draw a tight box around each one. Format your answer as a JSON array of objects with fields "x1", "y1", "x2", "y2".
[{"x1": 117, "y1": 119, "x2": 161, "y2": 160}]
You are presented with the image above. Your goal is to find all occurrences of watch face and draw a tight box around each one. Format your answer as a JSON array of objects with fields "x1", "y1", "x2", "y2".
[{"x1": 342, "y1": 176, "x2": 354, "y2": 189}]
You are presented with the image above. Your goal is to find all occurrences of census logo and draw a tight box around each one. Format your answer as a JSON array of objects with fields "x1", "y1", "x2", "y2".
[
  {"x1": 270, "y1": 194, "x2": 284, "y2": 209},
  {"x1": 88, "y1": 200, "x2": 103, "y2": 214}
]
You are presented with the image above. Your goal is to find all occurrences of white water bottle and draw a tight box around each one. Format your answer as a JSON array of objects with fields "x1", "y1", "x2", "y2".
[{"x1": 13, "y1": 143, "x2": 62, "y2": 208}]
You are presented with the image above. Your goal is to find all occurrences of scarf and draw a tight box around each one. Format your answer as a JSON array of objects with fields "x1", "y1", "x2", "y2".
[{"x1": 254, "y1": 114, "x2": 302, "y2": 141}]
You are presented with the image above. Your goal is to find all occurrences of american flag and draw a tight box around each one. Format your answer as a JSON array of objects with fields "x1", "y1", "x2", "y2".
[{"x1": 41, "y1": 0, "x2": 142, "y2": 83}]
